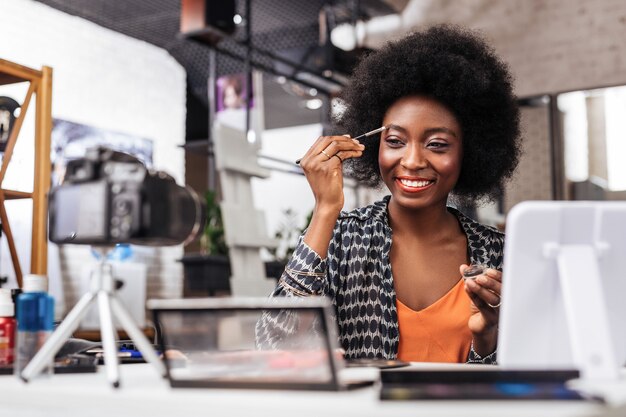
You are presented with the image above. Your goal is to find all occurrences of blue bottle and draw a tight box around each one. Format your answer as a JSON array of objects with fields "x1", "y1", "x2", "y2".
[{"x1": 14, "y1": 274, "x2": 55, "y2": 376}]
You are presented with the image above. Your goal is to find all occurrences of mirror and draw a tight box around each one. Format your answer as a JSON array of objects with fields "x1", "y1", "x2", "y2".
[{"x1": 557, "y1": 85, "x2": 626, "y2": 200}]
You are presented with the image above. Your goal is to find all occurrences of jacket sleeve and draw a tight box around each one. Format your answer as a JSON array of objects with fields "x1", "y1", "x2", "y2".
[
  {"x1": 255, "y1": 232, "x2": 334, "y2": 349},
  {"x1": 270, "y1": 234, "x2": 330, "y2": 297},
  {"x1": 465, "y1": 228, "x2": 503, "y2": 365},
  {"x1": 467, "y1": 343, "x2": 497, "y2": 364}
]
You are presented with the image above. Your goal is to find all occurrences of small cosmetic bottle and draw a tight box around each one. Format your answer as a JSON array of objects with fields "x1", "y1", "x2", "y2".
[
  {"x1": 14, "y1": 274, "x2": 55, "y2": 377},
  {"x1": 0, "y1": 288, "x2": 16, "y2": 365}
]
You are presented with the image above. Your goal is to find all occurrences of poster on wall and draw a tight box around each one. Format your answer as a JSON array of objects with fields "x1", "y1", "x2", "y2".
[
  {"x1": 214, "y1": 73, "x2": 264, "y2": 138},
  {"x1": 216, "y1": 73, "x2": 253, "y2": 112},
  {"x1": 51, "y1": 118, "x2": 153, "y2": 186}
]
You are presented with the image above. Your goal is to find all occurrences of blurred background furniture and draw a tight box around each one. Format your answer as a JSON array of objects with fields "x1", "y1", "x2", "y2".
[{"x1": 0, "y1": 58, "x2": 52, "y2": 288}]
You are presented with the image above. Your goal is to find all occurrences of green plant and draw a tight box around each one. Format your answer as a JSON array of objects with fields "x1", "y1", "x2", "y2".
[
  {"x1": 200, "y1": 190, "x2": 229, "y2": 256},
  {"x1": 268, "y1": 208, "x2": 312, "y2": 264}
]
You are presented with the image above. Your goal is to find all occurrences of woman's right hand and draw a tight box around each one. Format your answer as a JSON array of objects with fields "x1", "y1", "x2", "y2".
[{"x1": 298, "y1": 135, "x2": 365, "y2": 212}]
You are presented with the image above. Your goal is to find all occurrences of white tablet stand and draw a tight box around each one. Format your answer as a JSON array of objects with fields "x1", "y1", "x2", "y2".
[{"x1": 548, "y1": 242, "x2": 618, "y2": 379}]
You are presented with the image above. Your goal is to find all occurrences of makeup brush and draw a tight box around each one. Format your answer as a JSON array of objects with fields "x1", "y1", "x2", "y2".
[{"x1": 295, "y1": 125, "x2": 388, "y2": 165}]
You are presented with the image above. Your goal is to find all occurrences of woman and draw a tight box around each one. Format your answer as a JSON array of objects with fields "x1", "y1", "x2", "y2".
[{"x1": 263, "y1": 25, "x2": 520, "y2": 363}]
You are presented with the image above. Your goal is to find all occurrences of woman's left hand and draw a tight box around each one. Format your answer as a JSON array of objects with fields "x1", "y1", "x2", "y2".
[{"x1": 460, "y1": 264, "x2": 502, "y2": 356}]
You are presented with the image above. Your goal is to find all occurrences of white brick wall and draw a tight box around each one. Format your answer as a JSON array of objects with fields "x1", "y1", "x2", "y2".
[{"x1": 0, "y1": 0, "x2": 187, "y2": 315}]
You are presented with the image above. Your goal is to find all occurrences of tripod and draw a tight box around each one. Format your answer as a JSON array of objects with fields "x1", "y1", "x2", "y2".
[{"x1": 20, "y1": 246, "x2": 166, "y2": 388}]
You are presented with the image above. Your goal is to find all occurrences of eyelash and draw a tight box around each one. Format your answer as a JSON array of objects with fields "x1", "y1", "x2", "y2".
[
  {"x1": 427, "y1": 141, "x2": 448, "y2": 150},
  {"x1": 384, "y1": 137, "x2": 449, "y2": 150},
  {"x1": 384, "y1": 137, "x2": 404, "y2": 147}
]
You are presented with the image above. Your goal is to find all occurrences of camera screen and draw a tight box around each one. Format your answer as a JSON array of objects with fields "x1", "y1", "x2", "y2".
[{"x1": 49, "y1": 182, "x2": 108, "y2": 242}]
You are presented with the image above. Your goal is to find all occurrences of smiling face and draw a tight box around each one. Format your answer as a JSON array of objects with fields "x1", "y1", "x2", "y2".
[{"x1": 378, "y1": 95, "x2": 463, "y2": 212}]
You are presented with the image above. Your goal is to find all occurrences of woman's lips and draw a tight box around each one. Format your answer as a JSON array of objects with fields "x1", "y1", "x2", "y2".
[{"x1": 395, "y1": 177, "x2": 435, "y2": 193}]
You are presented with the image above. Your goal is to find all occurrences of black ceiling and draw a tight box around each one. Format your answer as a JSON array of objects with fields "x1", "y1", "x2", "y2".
[{"x1": 34, "y1": 0, "x2": 400, "y2": 133}]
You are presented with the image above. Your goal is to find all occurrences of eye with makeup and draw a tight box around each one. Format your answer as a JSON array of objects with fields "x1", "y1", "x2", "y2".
[
  {"x1": 383, "y1": 135, "x2": 405, "y2": 148},
  {"x1": 426, "y1": 140, "x2": 450, "y2": 151}
]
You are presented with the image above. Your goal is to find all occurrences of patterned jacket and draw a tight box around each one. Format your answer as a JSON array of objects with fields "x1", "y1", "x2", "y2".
[{"x1": 267, "y1": 196, "x2": 504, "y2": 363}]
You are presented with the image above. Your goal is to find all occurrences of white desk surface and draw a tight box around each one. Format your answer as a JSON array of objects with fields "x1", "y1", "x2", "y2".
[{"x1": 0, "y1": 363, "x2": 624, "y2": 417}]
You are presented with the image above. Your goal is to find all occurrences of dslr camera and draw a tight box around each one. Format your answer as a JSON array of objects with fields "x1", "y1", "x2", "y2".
[{"x1": 49, "y1": 147, "x2": 205, "y2": 246}]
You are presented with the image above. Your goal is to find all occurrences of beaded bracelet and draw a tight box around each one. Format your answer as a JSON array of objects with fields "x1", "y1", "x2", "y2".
[{"x1": 284, "y1": 266, "x2": 326, "y2": 278}]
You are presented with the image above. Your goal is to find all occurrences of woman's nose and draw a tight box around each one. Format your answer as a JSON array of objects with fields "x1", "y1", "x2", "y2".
[{"x1": 400, "y1": 144, "x2": 427, "y2": 170}]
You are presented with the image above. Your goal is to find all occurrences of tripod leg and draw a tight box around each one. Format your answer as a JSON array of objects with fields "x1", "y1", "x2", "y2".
[
  {"x1": 21, "y1": 291, "x2": 97, "y2": 382},
  {"x1": 97, "y1": 291, "x2": 120, "y2": 388},
  {"x1": 110, "y1": 296, "x2": 166, "y2": 376}
]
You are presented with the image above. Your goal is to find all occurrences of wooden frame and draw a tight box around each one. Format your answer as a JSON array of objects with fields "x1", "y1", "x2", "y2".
[{"x1": 0, "y1": 58, "x2": 52, "y2": 288}]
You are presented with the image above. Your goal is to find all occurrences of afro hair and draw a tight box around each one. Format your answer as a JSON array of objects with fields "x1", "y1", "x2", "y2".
[{"x1": 336, "y1": 24, "x2": 521, "y2": 202}]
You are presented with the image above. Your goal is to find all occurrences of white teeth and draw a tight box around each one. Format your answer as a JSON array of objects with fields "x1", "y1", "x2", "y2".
[{"x1": 399, "y1": 179, "x2": 432, "y2": 188}]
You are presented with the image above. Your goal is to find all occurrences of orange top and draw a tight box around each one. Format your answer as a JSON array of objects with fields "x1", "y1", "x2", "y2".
[{"x1": 396, "y1": 279, "x2": 472, "y2": 363}]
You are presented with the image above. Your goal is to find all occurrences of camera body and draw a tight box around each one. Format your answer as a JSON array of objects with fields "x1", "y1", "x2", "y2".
[{"x1": 49, "y1": 148, "x2": 204, "y2": 246}]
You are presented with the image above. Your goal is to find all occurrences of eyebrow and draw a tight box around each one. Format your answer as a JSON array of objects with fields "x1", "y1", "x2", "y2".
[{"x1": 386, "y1": 123, "x2": 458, "y2": 138}]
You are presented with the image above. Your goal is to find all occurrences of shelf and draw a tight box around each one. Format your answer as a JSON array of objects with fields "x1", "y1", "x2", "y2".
[
  {"x1": 0, "y1": 73, "x2": 28, "y2": 86},
  {"x1": 178, "y1": 139, "x2": 213, "y2": 155},
  {"x1": 0, "y1": 58, "x2": 41, "y2": 86},
  {"x1": 0, "y1": 59, "x2": 52, "y2": 287},
  {"x1": 1, "y1": 189, "x2": 33, "y2": 200}
]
